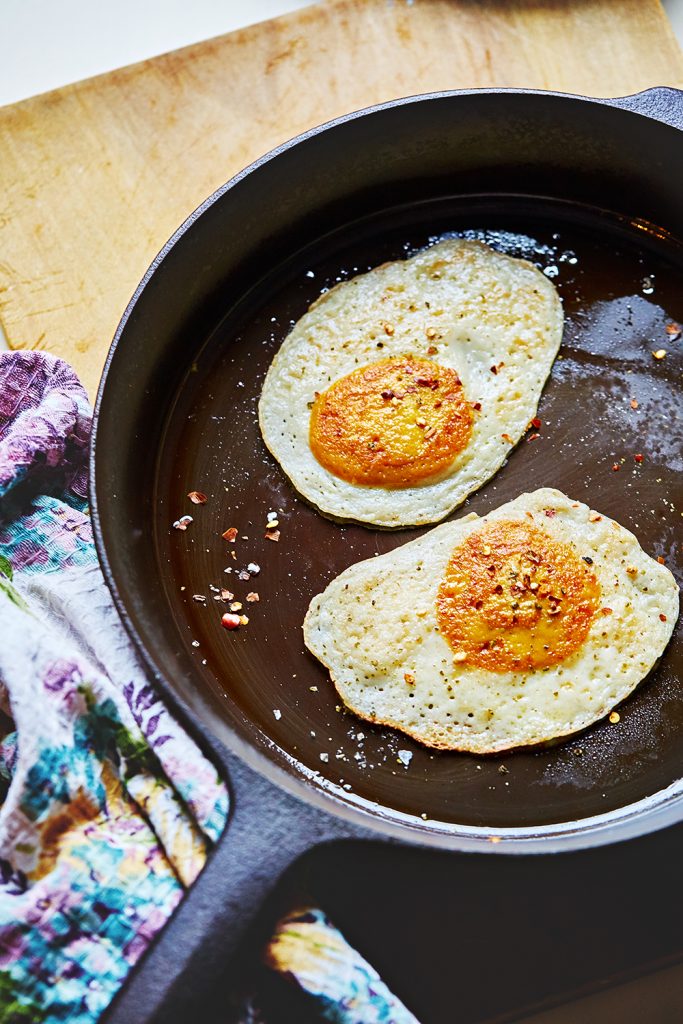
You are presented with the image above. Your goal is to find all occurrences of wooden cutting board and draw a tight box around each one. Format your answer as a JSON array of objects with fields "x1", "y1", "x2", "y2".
[{"x1": 1, "y1": 0, "x2": 682, "y2": 398}]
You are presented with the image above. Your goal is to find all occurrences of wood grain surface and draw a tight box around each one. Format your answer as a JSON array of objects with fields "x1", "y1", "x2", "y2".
[{"x1": 1, "y1": 0, "x2": 682, "y2": 397}]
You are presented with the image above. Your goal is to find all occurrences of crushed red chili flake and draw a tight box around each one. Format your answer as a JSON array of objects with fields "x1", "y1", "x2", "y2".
[
  {"x1": 660, "y1": 613, "x2": 668, "y2": 622},
  {"x1": 472, "y1": 401, "x2": 482, "y2": 411},
  {"x1": 657, "y1": 556, "x2": 666, "y2": 565},
  {"x1": 265, "y1": 529, "x2": 281, "y2": 542},
  {"x1": 427, "y1": 345, "x2": 438, "y2": 356},
  {"x1": 530, "y1": 417, "x2": 542, "y2": 429},
  {"x1": 187, "y1": 491, "x2": 207, "y2": 505},
  {"x1": 601, "y1": 607, "x2": 613, "y2": 615},
  {"x1": 220, "y1": 589, "x2": 234, "y2": 601},
  {"x1": 612, "y1": 463, "x2": 620, "y2": 472},
  {"x1": 383, "y1": 322, "x2": 395, "y2": 336},
  {"x1": 404, "y1": 672, "x2": 415, "y2": 685},
  {"x1": 222, "y1": 527, "x2": 238, "y2": 542},
  {"x1": 501, "y1": 433, "x2": 513, "y2": 444},
  {"x1": 665, "y1": 322, "x2": 681, "y2": 338},
  {"x1": 589, "y1": 512, "x2": 602, "y2": 522},
  {"x1": 490, "y1": 365, "x2": 498, "y2": 375},
  {"x1": 221, "y1": 613, "x2": 241, "y2": 630},
  {"x1": 634, "y1": 453, "x2": 644, "y2": 463},
  {"x1": 544, "y1": 508, "x2": 557, "y2": 518},
  {"x1": 173, "y1": 515, "x2": 193, "y2": 531},
  {"x1": 630, "y1": 398, "x2": 639, "y2": 410},
  {"x1": 246, "y1": 592, "x2": 260, "y2": 603},
  {"x1": 527, "y1": 433, "x2": 540, "y2": 442}
]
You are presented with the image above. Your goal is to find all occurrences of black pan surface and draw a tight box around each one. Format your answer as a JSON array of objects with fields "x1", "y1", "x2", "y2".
[{"x1": 154, "y1": 194, "x2": 682, "y2": 830}]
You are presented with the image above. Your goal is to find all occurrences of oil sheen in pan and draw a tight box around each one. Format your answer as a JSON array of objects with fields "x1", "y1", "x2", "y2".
[{"x1": 156, "y1": 195, "x2": 683, "y2": 830}]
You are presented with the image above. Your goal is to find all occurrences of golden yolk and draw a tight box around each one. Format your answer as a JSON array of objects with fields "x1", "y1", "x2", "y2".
[
  {"x1": 436, "y1": 521, "x2": 600, "y2": 672},
  {"x1": 309, "y1": 356, "x2": 473, "y2": 487}
]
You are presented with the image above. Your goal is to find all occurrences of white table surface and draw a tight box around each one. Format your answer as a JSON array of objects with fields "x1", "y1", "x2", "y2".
[{"x1": 0, "y1": 0, "x2": 682, "y2": 108}]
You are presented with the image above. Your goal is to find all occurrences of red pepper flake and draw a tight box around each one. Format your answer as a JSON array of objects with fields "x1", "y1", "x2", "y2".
[
  {"x1": 601, "y1": 607, "x2": 613, "y2": 615},
  {"x1": 246, "y1": 592, "x2": 260, "y2": 603},
  {"x1": 490, "y1": 365, "x2": 498, "y2": 375},
  {"x1": 222, "y1": 527, "x2": 238, "y2": 542},
  {"x1": 221, "y1": 613, "x2": 241, "y2": 630},
  {"x1": 427, "y1": 345, "x2": 438, "y2": 356},
  {"x1": 187, "y1": 490, "x2": 207, "y2": 505},
  {"x1": 416, "y1": 377, "x2": 439, "y2": 389},
  {"x1": 404, "y1": 672, "x2": 415, "y2": 685},
  {"x1": 665, "y1": 322, "x2": 681, "y2": 338},
  {"x1": 530, "y1": 417, "x2": 542, "y2": 429},
  {"x1": 527, "y1": 432, "x2": 540, "y2": 442},
  {"x1": 472, "y1": 401, "x2": 482, "y2": 411},
  {"x1": 660, "y1": 613, "x2": 668, "y2": 622},
  {"x1": 381, "y1": 389, "x2": 394, "y2": 400},
  {"x1": 265, "y1": 529, "x2": 281, "y2": 542},
  {"x1": 383, "y1": 322, "x2": 395, "y2": 336},
  {"x1": 657, "y1": 556, "x2": 666, "y2": 565},
  {"x1": 172, "y1": 515, "x2": 193, "y2": 531},
  {"x1": 544, "y1": 508, "x2": 557, "y2": 518},
  {"x1": 612, "y1": 463, "x2": 620, "y2": 472},
  {"x1": 501, "y1": 433, "x2": 513, "y2": 444},
  {"x1": 220, "y1": 589, "x2": 234, "y2": 601},
  {"x1": 589, "y1": 512, "x2": 602, "y2": 522},
  {"x1": 630, "y1": 398, "x2": 639, "y2": 410},
  {"x1": 634, "y1": 453, "x2": 644, "y2": 463}
]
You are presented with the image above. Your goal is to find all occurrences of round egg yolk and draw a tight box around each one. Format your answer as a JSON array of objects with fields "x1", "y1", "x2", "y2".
[
  {"x1": 309, "y1": 356, "x2": 473, "y2": 487},
  {"x1": 436, "y1": 521, "x2": 600, "y2": 672}
]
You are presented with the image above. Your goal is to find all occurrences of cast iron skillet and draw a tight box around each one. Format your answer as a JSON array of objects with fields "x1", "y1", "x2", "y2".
[{"x1": 93, "y1": 88, "x2": 683, "y2": 1017}]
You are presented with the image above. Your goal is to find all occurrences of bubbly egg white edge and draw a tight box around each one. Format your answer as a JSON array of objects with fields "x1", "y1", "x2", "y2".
[
  {"x1": 303, "y1": 488, "x2": 680, "y2": 754},
  {"x1": 258, "y1": 239, "x2": 564, "y2": 527}
]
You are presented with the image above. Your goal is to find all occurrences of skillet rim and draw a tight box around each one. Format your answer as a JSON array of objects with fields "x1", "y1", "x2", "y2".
[{"x1": 91, "y1": 85, "x2": 683, "y2": 853}]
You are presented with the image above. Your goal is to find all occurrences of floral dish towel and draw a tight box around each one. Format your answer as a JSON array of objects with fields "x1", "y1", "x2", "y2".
[{"x1": 0, "y1": 351, "x2": 418, "y2": 1024}]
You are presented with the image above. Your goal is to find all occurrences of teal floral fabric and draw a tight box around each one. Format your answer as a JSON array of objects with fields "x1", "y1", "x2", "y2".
[
  {"x1": 0, "y1": 351, "x2": 419, "y2": 1024},
  {"x1": 0, "y1": 352, "x2": 228, "y2": 1022}
]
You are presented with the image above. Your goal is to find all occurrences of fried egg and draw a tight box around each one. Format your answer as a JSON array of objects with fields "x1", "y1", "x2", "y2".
[
  {"x1": 259, "y1": 239, "x2": 563, "y2": 527},
  {"x1": 304, "y1": 489, "x2": 679, "y2": 753}
]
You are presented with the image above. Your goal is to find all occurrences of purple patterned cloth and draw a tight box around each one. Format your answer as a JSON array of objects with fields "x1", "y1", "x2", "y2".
[
  {"x1": 0, "y1": 351, "x2": 228, "y2": 1023},
  {"x1": 0, "y1": 350, "x2": 419, "y2": 1024}
]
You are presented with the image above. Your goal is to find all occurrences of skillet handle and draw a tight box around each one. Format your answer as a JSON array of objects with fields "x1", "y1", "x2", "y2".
[
  {"x1": 605, "y1": 86, "x2": 683, "y2": 131},
  {"x1": 104, "y1": 746, "x2": 371, "y2": 1024}
]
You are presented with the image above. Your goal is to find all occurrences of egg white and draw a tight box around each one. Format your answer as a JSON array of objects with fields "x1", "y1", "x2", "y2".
[
  {"x1": 259, "y1": 239, "x2": 563, "y2": 527},
  {"x1": 303, "y1": 488, "x2": 679, "y2": 753}
]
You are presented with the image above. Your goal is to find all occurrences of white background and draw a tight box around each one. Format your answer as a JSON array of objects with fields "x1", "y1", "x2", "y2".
[{"x1": 0, "y1": 0, "x2": 681, "y2": 107}]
